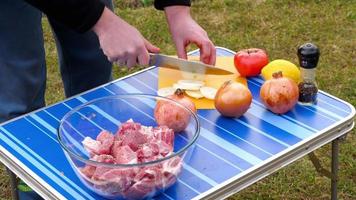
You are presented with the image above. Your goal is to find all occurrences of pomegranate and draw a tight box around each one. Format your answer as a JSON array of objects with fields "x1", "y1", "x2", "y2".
[
  {"x1": 260, "y1": 71, "x2": 299, "y2": 114},
  {"x1": 154, "y1": 89, "x2": 196, "y2": 132}
]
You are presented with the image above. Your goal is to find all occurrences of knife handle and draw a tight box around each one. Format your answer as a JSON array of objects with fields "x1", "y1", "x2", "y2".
[{"x1": 148, "y1": 53, "x2": 156, "y2": 66}]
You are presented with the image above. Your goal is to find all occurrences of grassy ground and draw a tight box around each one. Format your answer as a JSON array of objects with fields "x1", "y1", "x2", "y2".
[{"x1": 1, "y1": 0, "x2": 355, "y2": 199}]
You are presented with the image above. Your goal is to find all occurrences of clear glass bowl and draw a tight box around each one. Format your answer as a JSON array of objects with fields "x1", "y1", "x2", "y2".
[{"x1": 58, "y1": 94, "x2": 199, "y2": 199}]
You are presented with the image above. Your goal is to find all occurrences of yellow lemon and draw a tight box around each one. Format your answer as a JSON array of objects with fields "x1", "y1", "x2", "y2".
[{"x1": 261, "y1": 59, "x2": 301, "y2": 83}]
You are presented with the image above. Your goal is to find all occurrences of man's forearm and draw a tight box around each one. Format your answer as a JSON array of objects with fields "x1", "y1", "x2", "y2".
[{"x1": 164, "y1": 5, "x2": 191, "y2": 25}]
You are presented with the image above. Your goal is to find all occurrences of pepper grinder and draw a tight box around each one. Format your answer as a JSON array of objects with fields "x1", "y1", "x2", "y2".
[{"x1": 297, "y1": 43, "x2": 320, "y2": 105}]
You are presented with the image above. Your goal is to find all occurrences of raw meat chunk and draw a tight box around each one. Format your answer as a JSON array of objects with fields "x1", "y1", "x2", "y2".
[
  {"x1": 117, "y1": 121, "x2": 147, "y2": 151},
  {"x1": 136, "y1": 143, "x2": 160, "y2": 161},
  {"x1": 96, "y1": 130, "x2": 114, "y2": 154},
  {"x1": 91, "y1": 154, "x2": 115, "y2": 163},
  {"x1": 98, "y1": 168, "x2": 136, "y2": 192},
  {"x1": 80, "y1": 165, "x2": 96, "y2": 179},
  {"x1": 116, "y1": 121, "x2": 141, "y2": 138},
  {"x1": 91, "y1": 154, "x2": 115, "y2": 180},
  {"x1": 82, "y1": 131, "x2": 114, "y2": 155},
  {"x1": 161, "y1": 157, "x2": 183, "y2": 188},
  {"x1": 80, "y1": 120, "x2": 182, "y2": 199},
  {"x1": 124, "y1": 178, "x2": 156, "y2": 200},
  {"x1": 82, "y1": 137, "x2": 101, "y2": 155},
  {"x1": 112, "y1": 145, "x2": 137, "y2": 164},
  {"x1": 156, "y1": 140, "x2": 173, "y2": 157},
  {"x1": 121, "y1": 130, "x2": 147, "y2": 151},
  {"x1": 153, "y1": 126, "x2": 174, "y2": 147}
]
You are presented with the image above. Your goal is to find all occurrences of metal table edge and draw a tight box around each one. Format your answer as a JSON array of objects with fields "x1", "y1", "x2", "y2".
[
  {"x1": 193, "y1": 109, "x2": 355, "y2": 200},
  {"x1": 0, "y1": 146, "x2": 64, "y2": 200}
]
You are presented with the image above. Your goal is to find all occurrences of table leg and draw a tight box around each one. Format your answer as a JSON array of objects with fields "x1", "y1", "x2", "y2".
[
  {"x1": 331, "y1": 139, "x2": 339, "y2": 200},
  {"x1": 308, "y1": 137, "x2": 341, "y2": 200},
  {"x1": 6, "y1": 167, "x2": 19, "y2": 200}
]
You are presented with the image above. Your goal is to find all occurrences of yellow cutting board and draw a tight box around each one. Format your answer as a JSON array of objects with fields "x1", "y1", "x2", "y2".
[{"x1": 158, "y1": 56, "x2": 247, "y2": 109}]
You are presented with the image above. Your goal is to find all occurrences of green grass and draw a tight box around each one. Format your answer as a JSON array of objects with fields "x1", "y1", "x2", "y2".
[{"x1": 1, "y1": 0, "x2": 355, "y2": 199}]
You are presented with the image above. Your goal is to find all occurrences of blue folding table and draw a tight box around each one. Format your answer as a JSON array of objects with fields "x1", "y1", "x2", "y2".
[{"x1": 0, "y1": 47, "x2": 354, "y2": 200}]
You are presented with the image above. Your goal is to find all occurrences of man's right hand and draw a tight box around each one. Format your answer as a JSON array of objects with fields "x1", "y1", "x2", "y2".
[{"x1": 93, "y1": 7, "x2": 160, "y2": 68}]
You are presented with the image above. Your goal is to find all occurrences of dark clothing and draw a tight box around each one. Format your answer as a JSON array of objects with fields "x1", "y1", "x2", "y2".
[
  {"x1": 24, "y1": 0, "x2": 191, "y2": 33},
  {"x1": 0, "y1": 0, "x2": 113, "y2": 122},
  {"x1": 154, "y1": 0, "x2": 190, "y2": 10}
]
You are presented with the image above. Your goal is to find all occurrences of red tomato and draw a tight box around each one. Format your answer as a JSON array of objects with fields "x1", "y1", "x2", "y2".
[{"x1": 234, "y1": 48, "x2": 269, "y2": 77}]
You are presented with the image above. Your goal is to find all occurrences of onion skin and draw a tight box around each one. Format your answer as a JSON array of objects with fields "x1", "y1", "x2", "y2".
[
  {"x1": 260, "y1": 71, "x2": 299, "y2": 114},
  {"x1": 154, "y1": 89, "x2": 196, "y2": 132},
  {"x1": 214, "y1": 81, "x2": 252, "y2": 118}
]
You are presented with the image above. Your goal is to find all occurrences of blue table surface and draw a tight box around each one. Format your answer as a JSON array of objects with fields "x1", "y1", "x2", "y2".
[{"x1": 0, "y1": 47, "x2": 354, "y2": 200}]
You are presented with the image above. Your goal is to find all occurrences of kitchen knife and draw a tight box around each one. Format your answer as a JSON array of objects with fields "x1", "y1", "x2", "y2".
[{"x1": 149, "y1": 53, "x2": 234, "y2": 75}]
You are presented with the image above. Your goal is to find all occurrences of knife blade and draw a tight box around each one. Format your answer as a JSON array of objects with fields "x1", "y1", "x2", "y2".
[{"x1": 149, "y1": 53, "x2": 233, "y2": 75}]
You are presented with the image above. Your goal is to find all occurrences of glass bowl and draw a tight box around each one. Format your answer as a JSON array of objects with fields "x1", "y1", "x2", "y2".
[{"x1": 58, "y1": 94, "x2": 199, "y2": 199}]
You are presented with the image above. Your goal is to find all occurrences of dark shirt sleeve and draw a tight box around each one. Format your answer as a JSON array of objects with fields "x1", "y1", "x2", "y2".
[
  {"x1": 24, "y1": 0, "x2": 105, "y2": 33},
  {"x1": 23, "y1": 0, "x2": 191, "y2": 33},
  {"x1": 154, "y1": 0, "x2": 191, "y2": 10}
]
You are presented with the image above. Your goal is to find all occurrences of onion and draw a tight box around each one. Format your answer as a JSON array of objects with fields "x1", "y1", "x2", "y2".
[
  {"x1": 154, "y1": 89, "x2": 196, "y2": 132},
  {"x1": 214, "y1": 81, "x2": 252, "y2": 118},
  {"x1": 260, "y1": 71, "x2": 299, "y2": 114}
]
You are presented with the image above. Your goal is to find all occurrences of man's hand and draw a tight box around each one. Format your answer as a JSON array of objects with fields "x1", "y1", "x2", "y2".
[
  {"x1": 93, "y1": 7, "x2": 160, "y2": 67},
  {"x1": 164, "y1": 6, "x2": 216, "y2": 65}
]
